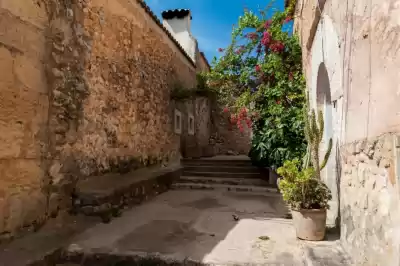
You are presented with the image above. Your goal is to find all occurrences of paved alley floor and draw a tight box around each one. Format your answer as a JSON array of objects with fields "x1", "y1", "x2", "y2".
[{"x1": 66, "y1": 190, "x2": 350, "y2": 265}]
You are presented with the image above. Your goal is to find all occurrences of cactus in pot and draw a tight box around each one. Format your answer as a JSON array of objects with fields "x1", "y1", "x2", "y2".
[{"x1": 302, "y1": 92, "x2": 332, "y2": 180}]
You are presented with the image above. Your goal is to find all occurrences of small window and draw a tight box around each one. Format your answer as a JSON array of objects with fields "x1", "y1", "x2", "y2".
[
  {"x1": 174, "y1": 109, "x2": 182, "y2": 134},
  {"x1": 188, "y1": 114, "x2": 194, "y2": 135}
]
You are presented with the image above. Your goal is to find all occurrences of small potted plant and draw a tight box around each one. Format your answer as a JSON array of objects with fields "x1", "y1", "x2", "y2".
[{"x1": 277, "y1": 102, "x2": 333, "y2": 241}]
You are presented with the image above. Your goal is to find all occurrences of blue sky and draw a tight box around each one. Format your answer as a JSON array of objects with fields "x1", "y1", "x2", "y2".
[{"x1": 144, "y1": 0, "x2": 286, "y2": 63}]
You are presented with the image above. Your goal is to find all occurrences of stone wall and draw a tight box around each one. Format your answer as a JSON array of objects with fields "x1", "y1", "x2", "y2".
[
  {"x1": 341, "y1": 134, "x2": 400, "y2": 266},
  {"x1": 0, "y1": 0, "x2": 201, "y2": 239},
  {"x1": 45, "y1": 0, "x2": 200, "y2": 188},
  {"x1": 0, "y1": 0, "x2": 51, "y2": 238},
  {"x1": 295, "y1": 0, "x2": 400, "y2": 264},
  {"x1": 209, "y1": 108, "x2": 252, "y2": 156},
  {"x1": 0, "y1": 0, "x2": 250, "y2": 240}
]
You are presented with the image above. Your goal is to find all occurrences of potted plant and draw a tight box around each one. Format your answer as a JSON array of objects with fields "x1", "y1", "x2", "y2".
[{"x1": 277, "y1": 102, "x2": 333, "y2": 241}]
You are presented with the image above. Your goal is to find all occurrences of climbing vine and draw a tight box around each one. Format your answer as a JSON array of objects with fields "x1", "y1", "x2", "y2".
[{"x1": 206, "y1": 1, "x2": 306, "y2": 168}]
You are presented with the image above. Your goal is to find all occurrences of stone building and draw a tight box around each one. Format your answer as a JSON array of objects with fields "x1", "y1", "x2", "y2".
[
  {"x1": 293, "y1": 0, "x2": 400, "y2": 264},
  {"x1": 0, "y1": 0, "x2": 250, "y2": 240}
]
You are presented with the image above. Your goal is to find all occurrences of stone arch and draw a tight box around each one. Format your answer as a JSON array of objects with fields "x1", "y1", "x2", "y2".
[
  {"x1": 316, "y1": 63, "x2": 333, "y2": 144},
  {"x1": 309, "y1": 14, "x2": 343, "y2": 228}
]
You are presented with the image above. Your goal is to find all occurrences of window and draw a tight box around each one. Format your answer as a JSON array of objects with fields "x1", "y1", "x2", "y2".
[
  {"x1": 174, "y1": 109, "x2": 182, "y2": 134},
  {"x1": 188, "y1": 114, "x2": 194, "y2": 135}
]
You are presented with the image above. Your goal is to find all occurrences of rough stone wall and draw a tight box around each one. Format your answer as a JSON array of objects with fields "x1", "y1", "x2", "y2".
[
  {"x1": 0, "y1": 0, "x2": 247, "y2": 240},
  {"x1": 0, "y1": 0, "x2": 51, "y2": 237},
  {"x1": 195, "y1": 97, "x2": 212, "y2": 156},
  {"x1": 0, "y1": 0, "x2": 201, "y2": 239},
  {"x1": 341, "y1": 134, "x2": 400, "y2": 266},
  {"x1": 48, "y1": 0, "x2": 198, "y2": 184},
  {"x1": 209, "y1": 108, "x2": 252, "y2": 156}
]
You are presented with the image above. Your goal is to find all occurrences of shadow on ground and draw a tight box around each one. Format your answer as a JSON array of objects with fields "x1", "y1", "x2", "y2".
[
  {"x1": 60, "y1": 190, "x2": 308, "y2": 265},
  {"x1": 0, "y1": 189, "x2": 348, "y2": 266}
]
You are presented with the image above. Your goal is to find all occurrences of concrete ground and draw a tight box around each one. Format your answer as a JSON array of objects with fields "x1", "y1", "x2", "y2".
[{"x1": 67, "y1": 190, "x2": 350, "y2": 265}]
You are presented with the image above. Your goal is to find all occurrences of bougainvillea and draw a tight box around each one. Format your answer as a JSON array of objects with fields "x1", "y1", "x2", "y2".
[{"x1": 207, "y1": 1, "x2": 306, "y2": 168}]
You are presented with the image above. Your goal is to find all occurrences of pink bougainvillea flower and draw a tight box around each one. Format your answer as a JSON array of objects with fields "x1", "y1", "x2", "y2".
[
  {"x1": 264, "y1": 20, "x2": 272, "y2": 29},
  {"x1": 235, "y1": 45, "x2": 246, "y2": 55},
  {"x1": 270, "y1": 41, "x2": 285, "y2": 53},
  {"x1": 255, "y1": 65, "x2": 261, "y2": 72},
  {"x1": 276, "y1": 100, "x2": 281, "y2": 105},
  {"x1": 223, "y1": 107, "x2": 229, "y2": 113},
  {"x1": 261, "y1": 31, "x2": 271, "y2": 46},
  {"x1": 246, "y1": 118, "x2": 252, "y2": 128},
  {"x1": 218, "y1": 48, "x2": 225, "y2": 52},
  {"x1": 246, "y1": 32, "x2": 258, "y2": 40}
]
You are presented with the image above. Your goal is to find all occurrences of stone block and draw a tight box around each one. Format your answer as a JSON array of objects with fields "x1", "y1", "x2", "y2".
[
  {"x1": 1, "y1": 189, "x2": 47, "y2": 234},
  {"x1": 0, "y1": 159, "x2": 46, "y2": 233},
  {"x1": 0, "y1": 84, "x2": 48, "y2": 158},
  {"x1": 14, "y1": 54, "x2": 47, "y2": 93},
  {"x1": 0, "y1": 120, "x2": 24, "y2": 158},
  {"x1": 0, "y1": 9, "x2": 46, "y2": 57},
  {"x1": 0, "y1": 0, "x2": 48, "y2": 29},
  {"x1": 0, "y1": 83, "x2": 47, "y2": 122},
  {"x1": 0, "y1": 159, "x2": 44, "y2": 192},
  {"x1": 0, "y1": 46, "x2": 14, "y2": 87}
]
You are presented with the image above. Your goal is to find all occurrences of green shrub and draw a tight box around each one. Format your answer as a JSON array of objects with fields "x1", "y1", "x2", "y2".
[{"x1": 277, "y1": 159, "x2": 332, "y2": 210}]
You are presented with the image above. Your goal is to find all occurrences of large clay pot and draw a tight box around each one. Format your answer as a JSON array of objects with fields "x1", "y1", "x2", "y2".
[{"x1": 291, "y1": 208, "x2": 327, "y2": 241}]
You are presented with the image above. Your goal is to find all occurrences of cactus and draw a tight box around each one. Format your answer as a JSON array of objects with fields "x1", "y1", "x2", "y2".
[{"x1": 303, "y1": 92, "x2": 332, "y2": 180}]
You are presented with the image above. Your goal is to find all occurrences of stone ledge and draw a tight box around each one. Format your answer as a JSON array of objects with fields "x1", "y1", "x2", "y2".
[
  {"x1": 58, "y1": 248, "x2": 208, "y2": 266},
  {"x1": 71, "y1": 164, "x2": 183, "y2": 221}
]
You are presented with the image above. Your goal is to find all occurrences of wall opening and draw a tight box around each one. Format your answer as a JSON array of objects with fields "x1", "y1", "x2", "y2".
[
  {"x1": 316, "y1": 63, "x2": 333, "y2": 142},
  {"x1": 188, "y1": 114, "x2": 194, "y2": 135},
  {"x1": 174, "y1": 109, "x2": 182, "y2": 134},
  {"x1": 316, "y1": 62, "x2": 339, "y2": 227}
]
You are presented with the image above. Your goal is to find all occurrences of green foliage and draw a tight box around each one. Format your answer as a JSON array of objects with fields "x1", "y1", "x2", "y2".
[
  {"x1": 171, "y1": 73, "x2": 217, "y2": 101},
  {"x1": 302, "y1": 92, "x2": 333, "y2": 179},
  {"x1": 277, "y1": 159, "x2": 332, "y2": 210},
  {"x1": 207, "y1": 4, "x2": 306, "y2": 168}
]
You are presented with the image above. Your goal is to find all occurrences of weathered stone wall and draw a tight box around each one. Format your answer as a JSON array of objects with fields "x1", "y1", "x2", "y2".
[
  {"x1": 341, "y1": 134, "x2": 400, "y2": 266},
  {"x1": 209, "y1": 108, "x2": 252, "y2": 156},
  {"x1": 296, "y1": 0, "x2": 400, "y2": 264},
  {"x1": 195, "y1": 97, "x2": 212, "y2": 156},
  {"x1": 48, "y1": 0, "x2": 198, "y2": 184},
  {"x1": 0, "y1": 0, "x2": 51, "y2": 238},
  {"x1": 0, "y1": 0, "x2": 249, "y2": 240},
  {"x1": 0, "y1": 0, "x2": 201, "y2": 239}
]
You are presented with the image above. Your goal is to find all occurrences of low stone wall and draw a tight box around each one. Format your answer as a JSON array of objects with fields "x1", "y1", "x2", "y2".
[
  {"x1": 340, "y1": 133, "x2": 400, "y2": 266},
  {"x1": 72, "y1": 163, "x2": 182, "y2": 222}
]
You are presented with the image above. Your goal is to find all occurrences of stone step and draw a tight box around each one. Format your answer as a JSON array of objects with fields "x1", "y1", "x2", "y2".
[
  {"x1": 184, "y1": 165, "x2": 260, "y2": 173},
  {"x1": 179, "y1": 176, "x2": 271, "y2": 187},
  {"x1": 182, "y1": 158, "x2": 253, "y2": 167},
  {"x1": 171, "y1": 182, "x2": 279, "y2": 193},
  {"x1": 182, "y1": 170, "x2": 261, "y2": 179}
]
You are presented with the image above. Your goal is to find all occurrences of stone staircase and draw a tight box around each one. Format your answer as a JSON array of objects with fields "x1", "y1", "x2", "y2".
[{"x1": 172, "y1": 156, "x2": 278, "y2": 193}]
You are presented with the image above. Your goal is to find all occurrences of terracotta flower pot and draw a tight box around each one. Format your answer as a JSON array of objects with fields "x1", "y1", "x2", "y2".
[{"x1": 291, "y1": 208, "x2": 327, "y2": 241}]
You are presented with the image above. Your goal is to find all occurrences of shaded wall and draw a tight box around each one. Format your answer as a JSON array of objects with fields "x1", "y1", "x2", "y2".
[
  {"x1": 0, "y1": 0, "x2": 51, "y2": 237},
  {"x1": 295, "y1": 0, "x2": 400, "y2": 264}
]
